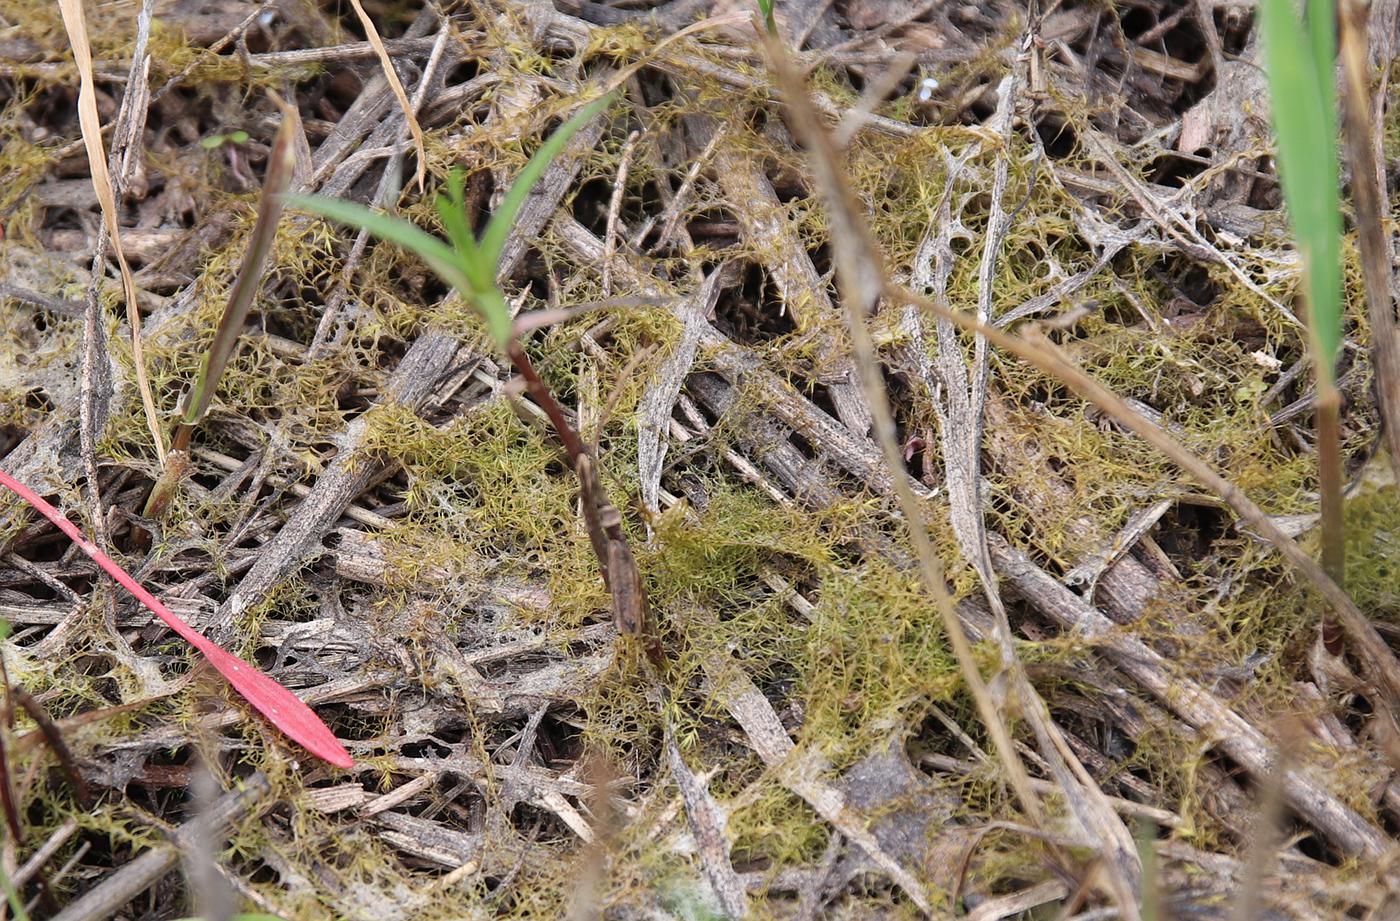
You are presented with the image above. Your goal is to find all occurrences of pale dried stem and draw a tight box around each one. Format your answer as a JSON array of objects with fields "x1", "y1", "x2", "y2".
[
  {"x1": 348, "y1": 0, "x2": 428, "y2": 194},
  {"x1": 1339, "y1": 0, "x2": 1400, "y2": 483},
  {"x1": 57, "y1": 0, "x2": 166, "y2": 464},
  {"x1": 888, "y1": 279, "x2": 1400, "y2": 711},
  {"x1": 601, "y1": 130, "x2": 640, "y2": 299}
]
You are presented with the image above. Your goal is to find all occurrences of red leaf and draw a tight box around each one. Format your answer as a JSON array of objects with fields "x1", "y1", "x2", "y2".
[{"x1": 0, "y1": 468, "x2": 354, "y2": 769}]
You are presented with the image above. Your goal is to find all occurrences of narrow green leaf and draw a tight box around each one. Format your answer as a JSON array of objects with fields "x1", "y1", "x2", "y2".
[
  {"x1": 756, "y1": 0, "x2": 777, "y2": 36},
  {"x1": 1259, "y1": 0, "x2": 1343, "y2": 381},
  {"x1": 451, "y1": 248, "x2": 514, "y2": 347},
  {"x1": 479, "y1": 92, "x2": 616, "y2": 273},
  {"x1": 1305, "y1": 0, "x2": 1336, "y2": 108},
  {"x1": 436, "y1": 169, "x2": 477, "y2": 258},
  {"x1": 185, "y1": 102, "x2": 298, "y2": 425},
  {"x1": 0, "y1": 862, "x2": 28, "y2": 921},
  {"x1": 476, "y1": 285, "x2": 514, "y2": 349},
  {"x1": 286, "y1": 193, "x2": 473, "y2": 296}
]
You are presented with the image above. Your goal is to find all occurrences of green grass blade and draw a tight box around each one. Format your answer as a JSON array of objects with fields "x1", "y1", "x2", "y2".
[
  {"x1": 479, "y1": 92, "x2": 615, "y2": 273},
  {"x1": 474, "y1": 284, "x2": 514, "y2": 349},
  {"x1": 756, "y1": 0, "x2": 777, "y2": 36},
  {"x1": 1305, "y1": 0, "x2": 1337, "y2": 109},
  {"x1": 0, "y1": 862, "x2": 29, "y2": 921},
  {"x1": 1259, "y1": 0, "x2": 1343, "y2": 382},
  {"x1": 286, "y1": 193, "x2": 473, "y2": 296},
  {"x1": 185, "y1": 103, "x2": 297, "y2": 425},
  {"x1": 436, "y1": 169, "x2": 478, "y2": 258}
]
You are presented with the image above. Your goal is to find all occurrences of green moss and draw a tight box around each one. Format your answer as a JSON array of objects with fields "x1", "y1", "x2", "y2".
[
  {"x1": 727, "y1": 780, "x2": 828, "y2": 871},
  {"x1": 3, "y1": 0, "x2": 1393, "y2": 907},
  {"x1": 1342, "y1": 480, "x2": 1400, "y2": 620},
  {"x1": 794, "y1": 560, "x2": 961, "y2": 766}
]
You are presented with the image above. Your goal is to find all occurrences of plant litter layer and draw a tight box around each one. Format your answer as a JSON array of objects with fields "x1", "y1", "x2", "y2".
[{"x1": 2, "y1": 0, "x2": 1400, "y2": 917}]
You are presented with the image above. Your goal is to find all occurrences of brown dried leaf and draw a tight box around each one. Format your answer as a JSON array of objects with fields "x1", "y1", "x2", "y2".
[
  {"x1": 348, "y1": 0, "x2": 427, "y2": 194},
  {"x1": 57, "y1": 0, "x2": 166, "y2": 463}
]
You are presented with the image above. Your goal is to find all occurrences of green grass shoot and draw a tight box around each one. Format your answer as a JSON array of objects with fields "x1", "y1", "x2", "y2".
[
  {"x1": 1258, "y1": 0, "x2": 1348, "y2": 590},
  {"x1": 0, "y1": 862, "x2": 29, "y2": 921},
  {"x1": 286, "y1": 92, "x2": 615, "y2": 352},
  {"x1": 1258, "y1": 0, "x2": 1342, "y2": 384},
  {"x1": 755, "y1": 0, "x2": 777, "y2": 37}
]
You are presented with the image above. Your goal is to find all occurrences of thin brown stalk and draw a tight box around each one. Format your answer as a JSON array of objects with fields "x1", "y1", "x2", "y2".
[
  {"x1": 0, "y1": 728, "x2": 19, "y2": 842},
  {"x1": 1339, "y1": 0, "x2": 1400, "y2": 484},
  {"x1": 1227, "y1": 721, "x2": 1298, "y2": 921},
  {"x1": 507, "y1": 343, "x2": 588, "y2": 463},
  {"x1": 563, "y1": 752, "x2": 619, "y2": 921},
  {"x1": 507, "y1": 341, "x2": 657, "y2": 656},
  {"x1": 888, "y1": 279, "x2": 1400, "y2": 710},
  {"x1": 0, "y1": 645, "x2": 18, "y2": 842},
  {"x1": 57, "y1": 0, "x2": 165, "y2": 464},
  {"x1": 755, "y1": 18, "x2": 1051, "y2": 857},
  {"x1": 10, "y1": 690, "x2": 88, "y2": 808},
  {"x1": 184, "y1": 98, "x2": 299, "y2": 430},
  {"x1": 348, "y1": 0, "x2": 427, "y2": 194},
  {"x1": 1317, "y1": 386, "x2": 1346, "y2": 652},
  {"x1": 143, "y1": 97, "x2": 298, "y2": 521}
]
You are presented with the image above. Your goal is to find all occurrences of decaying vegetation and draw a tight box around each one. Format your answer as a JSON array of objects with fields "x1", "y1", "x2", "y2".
[{"x1": 2, "y1": 0, "x2": 1400, "y2": 917}]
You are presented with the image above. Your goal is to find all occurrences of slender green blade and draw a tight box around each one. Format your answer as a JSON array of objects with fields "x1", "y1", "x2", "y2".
[
  {"x1": 436, "y1": 169, "x2": 477, "y2": 258},
  {"x1": 455, "y1": 246, "x2": 514, "y2": 348},
  {"x1": 185, "y1": 103, "x2": 297, "y2": 424},
  {"x1": 1305, "y1": 0, "x2": 1337, "y2": 110},
  {"x1": 0, "y1": 862, "x2": 28, "y2": 921},
  {"x1": 1260, "y1": 0, "x2": 1343, "y2": 382},
  {"x1": 756, "y1": 0, "x2": 777, "y2": 35},
  {"x1": 480, "y1": 92, "x2": 615, "y2": 273},
  {"x1": 286, "y1": 193, "x2": 473, "y2": 296},
  {"x1": 475, "y1": 284, "x2": 514, "y2": 349}
]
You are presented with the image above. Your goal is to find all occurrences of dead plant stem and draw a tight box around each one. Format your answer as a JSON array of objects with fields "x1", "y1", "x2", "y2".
[
  {"x1": 1317, "y1": 383, "x2": 1346, "y2": 653},
  {"x1": 888, "y1": 280, "x2": 1400, "y2": 710},
  {"x1": 1338, "y1": 0, "x2": 1400, "y2": 484},
  {"x1": 1317, "y1": 384, "x2": 1346, "y2": 625},
  {"x1": 507, "y1": 341, "x2": 657, "y2": 656},
  {"x1": 507, "y1": 343, "x2": 588, "y2": 464}
]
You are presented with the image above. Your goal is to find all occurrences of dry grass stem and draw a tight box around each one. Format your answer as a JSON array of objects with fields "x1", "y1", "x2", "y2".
[
  {"x1": 57, "y1": 0, "x2": 165, "y2": 463},
  {"x1": 348, "y1": 0, "x2": 428, "y2": 194},
  {"x1": 7, "y1": 2, "x2": 1400, "y2": 916},
  {"x1": 761, "y1": 29, "x2": 1143, "y2": 913},
  {"x1": 1339, "y1": 0, "x2": 1400, "y2": 483}
]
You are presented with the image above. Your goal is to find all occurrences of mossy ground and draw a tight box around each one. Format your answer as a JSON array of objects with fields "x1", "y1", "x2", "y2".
[{"x1": 1, "y1": 0, "x2": 1398, "y2": 917}]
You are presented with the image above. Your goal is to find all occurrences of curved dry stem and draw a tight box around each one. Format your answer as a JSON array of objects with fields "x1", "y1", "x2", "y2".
[
  {"x1": 348, "y1": 0, "x2": 427, "y2": 194},
  {"x1": 749, "y1": 29, "x2": 1163, "y2": 913},
  {"x1": 58, "y1": 0, "x2": 166, "y2": 464},
  {"x1": 1338, "y1": 0, "x2": 1400, "y2": 484},
  {"x1": 887, "y1": 279, "x2": 1400, "y2": 711}
]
